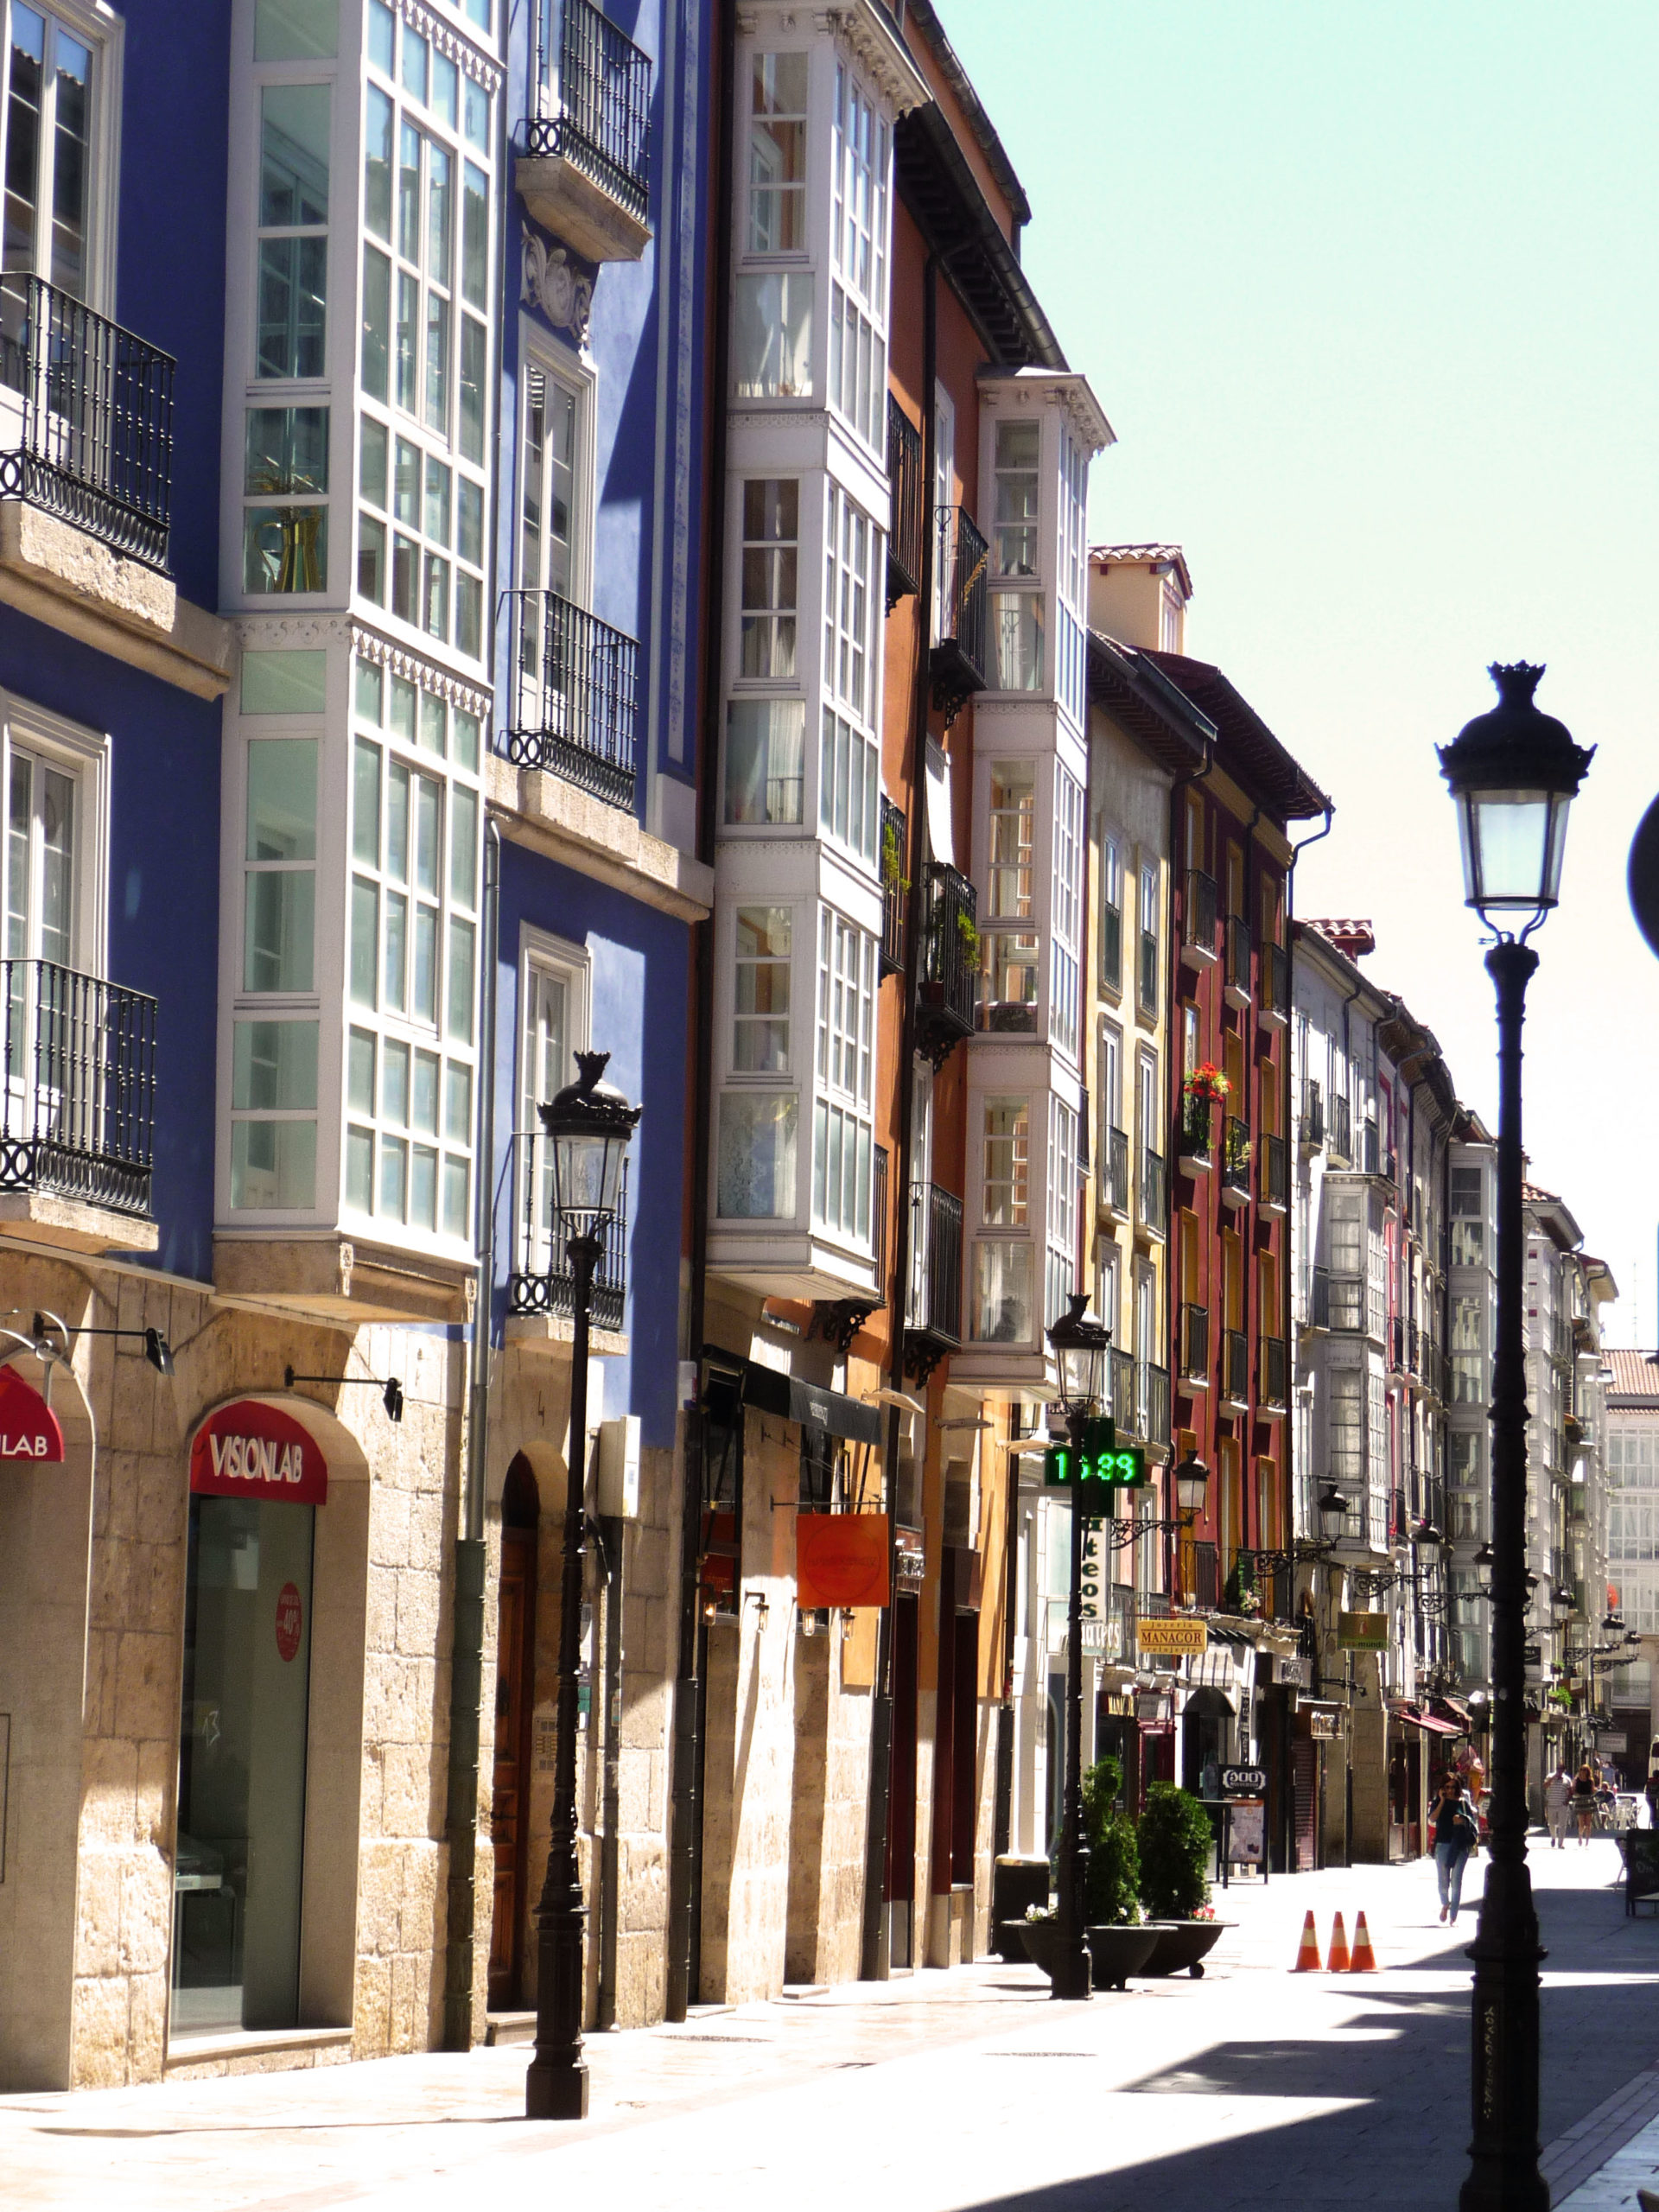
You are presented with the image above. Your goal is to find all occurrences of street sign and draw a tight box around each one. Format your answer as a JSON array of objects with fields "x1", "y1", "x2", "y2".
[
  {"x1": 1338, "y1": 1611, "x2": 1389, "y2": 1652},
  {"x1": 1522, "y1": 1643, "x2": 1541, "y2": 1667},
  {"x1": 1136, "y1": 1616, "x2": 1208, "y2": 1656},
  {"x1": 1220, "y1": 1764, "x2": 1268, "y2": 1796}
]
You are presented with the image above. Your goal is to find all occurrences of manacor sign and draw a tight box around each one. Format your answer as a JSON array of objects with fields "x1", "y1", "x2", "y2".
[{"x1": 190, "y1": 1401, "x2": 328, "y2": 1504}]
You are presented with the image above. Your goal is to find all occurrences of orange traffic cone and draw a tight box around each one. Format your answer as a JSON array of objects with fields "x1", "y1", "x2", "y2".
[
  {"x1": 1348, "y1": 1911, "x2": 1378, "y2": 1972},
  {"x1": 1326, "y1": 1910, "x2": 1351, "y2": 1973},
  {"x1": 1291, "y1": 1909, "x2": 1322, "y2": 1972}
]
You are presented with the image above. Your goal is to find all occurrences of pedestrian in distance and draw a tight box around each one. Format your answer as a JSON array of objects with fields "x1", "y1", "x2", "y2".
[
  {"x1": 1573, "y1": 1761, "x2": 1597, "y2": 1845},
  {"x1": 1433, "y1": 1768, "x2": 1480, "y2": 1924},
  {"x1": 1545, "y1": 1764, "x2": 1573, "y2": 1848},
  {"x1": 1645, "y1": 1770, "x2": 1659, "y2": 1832}
]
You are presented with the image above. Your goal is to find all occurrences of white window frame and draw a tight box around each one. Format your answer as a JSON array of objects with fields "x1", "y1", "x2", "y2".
[
  {"x1": 514, "y1": 321, "x2": 596, "y2": 607},
  {"x1": 811, "y1": 903, "x2": 874, "y2": 1247},
  {"x1": 516, "y1": 924, "x2": 589, "y2": 1276},
  {"x1": 0, "y1": 692, "x2": 108, "y2": 975},
  {"x1": 0, "y1": 0, "x2": 124, "y2": 317}
]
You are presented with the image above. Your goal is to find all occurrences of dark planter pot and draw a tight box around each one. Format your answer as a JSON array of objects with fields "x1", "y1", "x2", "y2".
[
  {"x1": 1084, "y1": 1923, "x2": 1159, "y2": 1990},
  {"x1": 1142, "y1": 1920, "x2": 1227, "y2": 1977},
  {"x1": 1015, "y1": 1919, "x2": 1083, "y2": 1981}
]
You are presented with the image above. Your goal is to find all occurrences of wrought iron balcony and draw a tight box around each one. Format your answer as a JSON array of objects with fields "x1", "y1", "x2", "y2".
[
  {"x1": 1104, "y1": 1349, "x2": 1169, "y2": 1449},
  {"x1": 1300, "y1": 1078, "x2": 1325, "y2": 1151},
  {"x1": 1142, "y1": 1360, "x2": 1171, "y2": 1446},
  {"x1": 509, "y1": 1137, "x2": 628, "y2": 1330},
  {"x1": 1260, "y1": 939, "x2": 1289, "y2": 1028},
  {"x1": 1180, "y1": 868, "x2": 1218, "y2": 967},
  {"x1": 1180, "y1": 1301, "x2": 1210, "y2": 1382},
  {"x1": 1362, "y1": 1118, "x2": 1381, "y2": 1176},
  {"x1": 1141, "y1": 1144, "x2": 1166, "y2": 1227},
  {"x1": 1224, "y1": 915, "x2": 1251, "y2": 1007},
  {"x1": 1258, "y1": 1132, "x2": 1288, "y2": 1214},
  {"x1": 929, "y1": 505, "x2": 988, "y2": 721},
  {"x1": 1221, "y1": 1326, "x2": 1249, "y2": 1407},
  {"x1": 1259, "y1": 1334, "x2": 1287, "y2": 1411},
  {"x1": 0, "y1": 276, "x2": 174, "y2": 569},
  {"x1": 1100, "y1": 899, "x2": 1122, "y2": 995},
  {"x1": 0, "y1": 959, "x2": 156, "y2": 1217},
  {"x1": 904, "y1": 1180, "x2": 962, "y2": 1381},
  {"x1": 1103, "y1": 1124, "x2": 1129, "y2": 1215},
  {"x1": 1178, "y1": 1094, "x2": 1213, "y2": 1169},
  {"x1": 880, "y1": 796, "x2": 906, "y2": 978},
  {"x1": 1189, "y1": 1539, "x2": 1220, "y2": 1612},
  {"x1": 1390, "y1": 1313, "x2": 1408, "y2": 1373},
  {"x1": 1328, "y1": 1093, "x2": 1353, "y2": 1163},
  {"x1": 917, "y1": 861, "x2": 976, "y2": 1066},
  {"x1": 886, "y1": 395, "x2": 924, "y2": 608},
  {"x1": 504, "y1": 588, "x2": 639, "y2": 810},
  {"x1": 1306, "y1": 1264, "x2": 1331, "y2": 1330},
  {"x1": 1137, "y1": 926, "x2": 1159, "y2": 1015},
  {"x1": 525, "y1": 0, "x2": 652, "y2": 225},
  {"x1": 1221, "y1": 1116, "x2": 1251, "y2": 1204}
]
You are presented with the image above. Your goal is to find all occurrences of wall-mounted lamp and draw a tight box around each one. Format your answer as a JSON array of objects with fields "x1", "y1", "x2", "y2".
[
  {"x1": 33, "y1": 1309, "x2": 173, "y2": 1376},
  {"x1": 284, "y1": 1363, "x2": 404, "y2": 1422}
]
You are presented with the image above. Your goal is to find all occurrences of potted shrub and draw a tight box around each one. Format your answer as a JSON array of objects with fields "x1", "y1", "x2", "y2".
[
  {"x1": 1081, "y1": 1758, "x2": 1156, "y2": 1990},
  {"x1": 1137, "y1": 1781, "x2": 1227, "y2": 1976}
]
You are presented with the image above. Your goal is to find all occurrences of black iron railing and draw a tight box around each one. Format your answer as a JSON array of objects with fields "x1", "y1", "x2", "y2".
[
  {"x1": 1105, "y1": 1124, "x2": 1129, "y2": 1213},
  {"x1": 0, "y1": 276, "x2": 174, "y2": 569},
  {"x1": 1183, "y1": 868, "x2": 1217, "y2": 958},
  {"x1": 886, "y1": 394, "x2": 924, "y2": 607},
  {"x1": 1259, "y1": 1334, "x2": 1287, "y2": 1410},
  {"x1": 1180, "y1": 1301, "x2": 1210, "y2": 1382},
  {"x1": 872, "y1": 1143, "x2": 888, "y2": 1293},
  {"x1": 1190, "y1": 1539, "x2": 1220, "y2": 1612},
  {"x1": 1224, "y1": 914, "x2": 1251, "y2": 999},
  {"x1": 1234, "y1": 1549, "x2": 1295, "y2": 1624},
  {"x1": 1222, "y1": 1326, "x2": 1249, "y2": 1404},
  {"x1": 906, "y1": 1181, "x2": 962, "y2": 1346},
  {"x1": 1301, "y1": 1078, "x2": 1324, "y2": 1149},
  {"x1": 0, "y1": 959, "x2": 156, "y2": 1216},
  {"x1": 1143, "y1": 1361, "x2": 1171, "y2": 1446},
  {"x1": 1259, "y1": 1132, "x2": 1287, "y2": 1211},
  {"x1": 526, "y1": 0, "x2": 653, "y2": 223},
  {"x1": 1391, "y1": 1313, "x2": 1408, "y2": 1371},
  {"x1": 1329, "y1": 1093, "x2": 1352, "y2": 1162},
  {"x1": 1107, "y1": 1345, "x2": 1135, "y2": 1433},
  {"x1": 1222, "y1": 1116, "x2": 1251, "y2": 1196},
  {"x1": 1179, "y1": 1094, "x2": 1213, "y2": 1165},
  {"x1": 917, "y1": 861, "x2": 976, "y2": 1059},
  {"x1": 504, "y1": 588, "x2": 639, "y2": 810},
  {"x1": 1363, "y1": 1118, "x2": 1381, "y2": 1175},
  {"x1": 1262, "y1": 940, "x2": 1289, "y2": 1021},
  {"x1": 510, "y1": 1137, "x2": 629, "y2": 1329},
  {"x1": 1141, "y1": 1144, "x2": 1166, "y2": 1225},
  {"x1": 1101, "y1": 899, "x2": 1122, "y2": 993},
  {"x1": 1308, "y1": 1264, "x2": 1331, "y2": 1328},
  {"x1": 930, "y1": 505, "x2": 988, "y2": 716},
  {"x1": 880, "y1": 795, "x2": 906, "y2": 977}
]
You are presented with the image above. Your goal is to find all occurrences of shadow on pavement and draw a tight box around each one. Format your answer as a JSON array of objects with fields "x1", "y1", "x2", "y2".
[{"x1": 960, "y1": 1867, "x2": 1659, "y2": 2212}]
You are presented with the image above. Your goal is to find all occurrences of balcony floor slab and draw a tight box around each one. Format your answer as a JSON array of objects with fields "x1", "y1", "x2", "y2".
[
  {"x1": 517, "y1": 156, "x2": 651, "y2": 263},
  {"x1": 213, "y1": 1233, "x2": 474, "y2": 1327},
  {"x1": 504, "y1": 1313, "x2": 628, "y2": 1358},
  {"x1": 0, "y1": 1189, "x2": 157, "y2": 1253}
]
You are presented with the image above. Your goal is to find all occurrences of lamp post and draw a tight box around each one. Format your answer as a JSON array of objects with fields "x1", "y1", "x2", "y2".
[
  {"x1": 1045, "y1": 1292, "x2": 1112, "y2": 2002},
  {"x1": 525, "y1": 1051, "x2": 640, "y2": 2122},
  {"x1": 1440, "y1": 662, "x2": 1593, "y2": 2212}
]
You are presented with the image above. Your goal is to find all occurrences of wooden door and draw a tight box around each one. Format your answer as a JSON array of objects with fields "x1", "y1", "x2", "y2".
[{"x1": 488, "y1": 1522, "x2": 537, "y2": 2008}]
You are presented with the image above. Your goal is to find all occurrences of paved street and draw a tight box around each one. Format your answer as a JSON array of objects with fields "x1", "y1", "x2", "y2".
[{"x1": 5, "y1": 1840, "x2": 1659, "y2": 2212}]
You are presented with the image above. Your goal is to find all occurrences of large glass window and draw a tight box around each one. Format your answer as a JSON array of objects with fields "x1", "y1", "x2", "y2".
[
  {"x1": 734, "y1": 906, "x2": 791, "y2": 1073},
  {"x1": 724, "y1": 698, "x2": 804, "y2": 825},
  {"x1": 827, "y1": 61, "x2": 888, "y2": 453},
  {"x1": 359, "y1": 11, "x2": 490, "y2": 652},
  {"x1": 718, "y1": 1091, "x2": 796, "y2": 1218},
  {"x1": 982, "y1": 1096, "x2": 1028, "y2": 1227},
  {"x1": 973, "y1": 1239, "x2": 1033, "y2": 1344},
  {"x1": 231, "y1": 1018, "x2": 319, "y2": 1208},
  {"x1": 172, "y1": 1491, "x2": 314, "y2": 2034},
  {"x1": 747, "y1": 50, "x2": 805, "y2": 251},
  {"x1": 740, "y1": 478, "x2": 798, "y2": 678},
  {"x1": 346, "y1": 652, "x2": 480, "y2": 1237},
  {"x1": 1052, "y1": 764, "x2": 1083, "y2": 1059},
  {"x1": 257, "y1": 81, "x2": 329, "y2": 379},
  {"x1": 243, "y1": 738, "x2": 317, "y2": 994},
  {"x1": 982, "y1": 760, "x2": 1036, "y2": 1032},
  {"x1": 0, "y1": 3, "x2": 94, "y2": 314},
  {"x1": 245, "y1": 405, "x2": 328, "y2": 593},
  {"x1": 812, "y1": 908, "x2": 874, "y2": 1243},
  {"x1": 820, "y1": 485, "x2": 880, "y2": 865}
]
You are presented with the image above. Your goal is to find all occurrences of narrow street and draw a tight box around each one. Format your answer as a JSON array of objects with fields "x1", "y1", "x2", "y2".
[{"x1": 5, "y1": 1845, "x2": 1656, "y2": 2212}]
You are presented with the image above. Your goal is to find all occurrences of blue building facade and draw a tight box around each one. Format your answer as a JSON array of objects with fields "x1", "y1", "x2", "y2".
[{"x1": 0, "y1": 0, "x2": 715, "y2": 2090}]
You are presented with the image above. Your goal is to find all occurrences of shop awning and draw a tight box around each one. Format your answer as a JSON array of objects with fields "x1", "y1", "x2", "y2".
[
  {"x1": 719, "y1": 1356, "x2": 884, "y2": 1446},
  {"x1": 1430, "y1": 1696, "x2": 1471, "y2": 1732},
  {"x1": 1391, "y1": 1701, "x2": 1462, "y2": 1737}
]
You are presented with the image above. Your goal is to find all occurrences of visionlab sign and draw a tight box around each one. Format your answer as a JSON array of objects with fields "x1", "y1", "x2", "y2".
[
  {"x1": 0, "y1": 1366, "x2": 64, "y2": 1462},
  {"x1": 190, "y1": 1402, "x2": 327, "y2": 1505}
]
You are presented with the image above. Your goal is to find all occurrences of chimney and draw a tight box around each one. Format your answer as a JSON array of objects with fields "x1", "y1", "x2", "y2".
[{"x1": 1089, "y1": 544, "x2": 1192, "y2": 656}]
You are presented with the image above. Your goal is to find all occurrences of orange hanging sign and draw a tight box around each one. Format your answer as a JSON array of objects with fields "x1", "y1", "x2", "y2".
[
  {"x1": 797, "y1": 1513, "x2": 891, "y2": 1609},
  {"x1": 0, "y1": 1365, "x2": 64, "y2": 1462}
]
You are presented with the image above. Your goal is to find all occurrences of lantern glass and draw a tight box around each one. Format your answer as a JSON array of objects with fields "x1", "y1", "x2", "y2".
[
  {"x1": 551, "y1": 1123, "x2": 626, "y2": 1227},
  {"x1": 1045, "y1": 1293, "x2": 1109, "y2": 1416},
  {"x1": 1318, "y1": 1483, "x2": 1347, "y2": 1541},
  {"x1": 1174, "y1": 1453, "x2": 1208, "y2": 1516},
  {"x1": 1459, "y1": 788, "x2": 1573, "y2": 914}
]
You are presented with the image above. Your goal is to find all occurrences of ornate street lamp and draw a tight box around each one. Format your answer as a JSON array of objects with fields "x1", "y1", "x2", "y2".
[
  {"x1": 1440, "y1": 663, "x2": 1592, "y2": 2212},
  {"x1": 1173, "y1": 1450, "x2": 1209, "y2": 1519},
  {"x1": 1318, "y1": 1482, "x2": 1347, "y2": 1543},
  {"x1": 1045, "y1": 1291, "x2": 1112, "y2": 2003},
  {"x1": 526, "y1": 1052, "x2": 640, "y2": 2122}
]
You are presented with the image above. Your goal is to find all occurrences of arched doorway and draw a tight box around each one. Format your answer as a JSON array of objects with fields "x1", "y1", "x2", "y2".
[{"x1": 488, "y1": 1457, "x2": 540, "y2": 2010}]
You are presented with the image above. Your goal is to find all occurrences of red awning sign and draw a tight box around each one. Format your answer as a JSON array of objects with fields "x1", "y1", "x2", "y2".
[
  {"x1": 191, "y1": 1402, "x2": 327, "y2": 1505},
  {"x1": 0, "y1": 1365, "x2": 64, "y2": 1462}
]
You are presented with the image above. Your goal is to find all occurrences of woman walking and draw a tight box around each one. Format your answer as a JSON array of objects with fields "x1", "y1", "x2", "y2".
[
  {"x1": 1433, "y1": 1769, "x2": 1480, "y2": 1924},
  {"x1": 1573, "y1": 1761, "x2": 1598, "y2": 1844}
]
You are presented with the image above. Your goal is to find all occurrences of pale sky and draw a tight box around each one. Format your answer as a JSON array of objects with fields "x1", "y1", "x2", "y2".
[{"x1": 943, "y1": 0, "x2": 1659, "y2": 1345}]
